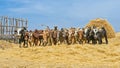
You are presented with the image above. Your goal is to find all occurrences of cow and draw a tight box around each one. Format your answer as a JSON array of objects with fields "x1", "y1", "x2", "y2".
[
  {"x1": 57, "y1": 28, "x2": 65, "y2": 45},
  {"x1": 14, "y1": 27, "x2": 28, "y2": 48},
  {"x1": 77, "y1": 28, "x2": 84, "y2": 44},
  {"x1": 47, "y1": 29, "x2": 53, "y2": 46},
  {"x1": 90, "y1": 26, "x2": 99, "y2": 44},
  {"x1": 32, "y1": 29, "x2": 43, "y2": 46},
  {"x1": 27, "y1": 30, "x2": 34, "y2": 47},
  {"x1": 52, "y1": 26, "x2": 59, "y2": 45},
  {"x1": 68, "y1": 27, "x2": 76, "y2": 45},
  {"x1": 62, "y1": 28, "x2": 69, "y2": 45},
  {"x1": 42, "y1": 29, "x2": 50, "y2": 46},
  {"x1": 83, "y1": 27, "x2": 92, "y2": 43},
  {"x1": 92, "y1": 26, "x2": 108, "y2": 44}
]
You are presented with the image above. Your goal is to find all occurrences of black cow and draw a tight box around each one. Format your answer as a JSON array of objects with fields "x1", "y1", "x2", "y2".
[
  {"x1": 18, "y1": 27, "x2": 28, "y2": 48},
  {"x1": 83, "y1": 27, "x2": 93, "y2": 43},
  {"x1": 96, "y1": 27, "x2": 108, "y2": 44}
]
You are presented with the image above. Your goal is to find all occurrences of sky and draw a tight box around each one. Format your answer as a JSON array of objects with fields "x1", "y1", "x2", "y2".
[{"x1": 0, "y1": 0, "x2": 120, "y2": 32}]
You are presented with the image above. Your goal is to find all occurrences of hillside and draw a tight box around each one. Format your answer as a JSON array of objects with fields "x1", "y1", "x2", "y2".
[{"x1": 0, "y1": 33, "x2": 120, "y2": 68}]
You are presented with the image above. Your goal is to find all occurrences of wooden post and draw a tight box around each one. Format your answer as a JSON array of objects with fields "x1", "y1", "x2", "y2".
[
  {"x1": 5, "y1": 16, "x2": 8, "y2": 41},
  {"x1": 12, "y1": 18, "x2": 14, "y2": 34},
  {"x1": 3, "y1": 16, "x2": 6, "y2": 39},
  {"x1": 0, "y1": 17, "x2": 2, "y2": 39},
  {"x1": 12, "y1": 18, "x2": 15, "y2": 43},
  {"x1": 11, "y1": 18, "x2": 14, "y2": 39},
  {"x1": 21, "y1": 19, "x2": 24, "y2": 28},
  {"x1": 26, "y1": 19, "x2": 28, "y2": 29},
  {"x1": 6, "y1": 17, "x2": 8, "y2": 33},
  {"x1": 9, "y1": 18, "x2": 12, "y2": 40},
  {"x1": 15, "y1": 19, "x2": 18, "y2": 29},
  {"x1": 18, "y1": 19, "x2": 20, "y2": 28},
  {"x1": 1, "y1": 16, "x2": 3, "y2": 39}
]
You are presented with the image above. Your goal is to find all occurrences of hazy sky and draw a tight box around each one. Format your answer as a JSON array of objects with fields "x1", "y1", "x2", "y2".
[{"x1": 0, "y1": 0, "x2": 120, "y2": 32}]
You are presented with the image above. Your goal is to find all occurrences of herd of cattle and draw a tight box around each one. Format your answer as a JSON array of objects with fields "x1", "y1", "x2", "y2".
[{"x1": 14, "y1": 26, "x2": 108, "y2": 48}]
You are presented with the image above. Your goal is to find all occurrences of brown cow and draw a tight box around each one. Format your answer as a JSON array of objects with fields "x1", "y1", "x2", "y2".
[
  {"x1": 42, "y1": 29, "x2": 50, "y2": 46},
  {"x1": 78, "y1": 28, "x2": 84, "y2": 44},
  {"x1": 27, "y1": 30, "x2": 34, "y2": 47},
  {"x1": 68, "y1": 28, "x2": 75, "y2": 44},
  {"x1": 32, "y1": 29, "x2": 43, "y2": 46}
]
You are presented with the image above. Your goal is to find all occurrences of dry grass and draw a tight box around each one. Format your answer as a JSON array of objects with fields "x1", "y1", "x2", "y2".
[
  {"x1": 86, "y1": 18, "x2": 115, "y2": 38},
  {"x1": 0, "y1": 32, "x2": 120, "y2": 68}
]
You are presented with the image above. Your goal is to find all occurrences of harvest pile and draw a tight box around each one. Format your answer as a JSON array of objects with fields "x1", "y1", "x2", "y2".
[{"x1": 86, "y1": 18, "x2": 115, "y2": 38}]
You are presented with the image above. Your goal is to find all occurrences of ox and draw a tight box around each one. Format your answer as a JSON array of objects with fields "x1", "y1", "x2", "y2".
[
  {"x1": 92, "y1": 27, "x2": 108, "y2": 44},
  {"x1": 32, "y1": 29, "x2": 43, "y2": 46},
  {"x1": 14, "y1": 27, "x2": 28, "y2": 48}
]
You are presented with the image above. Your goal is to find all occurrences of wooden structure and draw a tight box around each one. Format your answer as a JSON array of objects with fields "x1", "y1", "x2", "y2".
[{"x1": 0, "y1": 16, "x2": 28, "y2": 42}]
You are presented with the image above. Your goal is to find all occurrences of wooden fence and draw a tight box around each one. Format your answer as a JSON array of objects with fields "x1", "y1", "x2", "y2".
[{"x1": 0, "y1": 16, "x2": 28, "y2": 43}]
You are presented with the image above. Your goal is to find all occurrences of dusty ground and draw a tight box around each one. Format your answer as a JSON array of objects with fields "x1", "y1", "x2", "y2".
[{"x1": 0, "y1": 33, "x2": 120, "y2": 68}]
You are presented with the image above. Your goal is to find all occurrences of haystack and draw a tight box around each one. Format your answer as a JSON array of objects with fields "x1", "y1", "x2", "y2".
[{"x1": 86, "y1": 18, "x2": 115, "y2": 38}]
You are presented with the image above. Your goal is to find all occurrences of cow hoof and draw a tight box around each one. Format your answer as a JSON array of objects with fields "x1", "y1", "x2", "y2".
[{"x1": 25, "y1": 46, "x2": 28, "y2": 48}]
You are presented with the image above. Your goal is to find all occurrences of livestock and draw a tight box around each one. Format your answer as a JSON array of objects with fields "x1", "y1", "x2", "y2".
[{"x1": 15, "y1": 27, "x2": 28, "y2": 48}]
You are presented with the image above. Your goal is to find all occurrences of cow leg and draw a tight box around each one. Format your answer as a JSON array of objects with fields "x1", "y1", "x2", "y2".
[
  {"x1": 53, "y1": 38, "x2": 55, "y2": 45},
  {"x1": 68, "y1": 37, "x2": 72, "y2": 45},
  {"x1": 26, "y1": 40, "x2": 28, "y2": 47},
  {"x1": 65, "y1": 36, "x2": 69, "y2": 45},
  {"x1": 54, "y1": 38, "x2": 57, "y2": 45},
  {"x1": 24, "y1": 40, "x2": 28, "y2": 48},
  {"x1": 33, "y1": 39, "x2": 36, "y2": 46},
  {"x1": 52, "y1": 38, "x2": 56, "y2": 45},
  {"x1": 92, "y1": 39, "x2": 96, "y2": 44},
  {"x1": 79, "y1": 39, "x2": 83, "y2": 44},
  {"x1": 87, "y1": 37, "x2": 91, "y2": 44},
  {"x1": 95, "y1": 39, "x2": 97, "y2": 44},
  {"x1": 39, "y1": 39, "x2": 41, "y2": 46},
  {"x1": 100, "y1": 38, "x2": 102, "y2": 44},
  {"x1": 19, "y1": 39, "x2": 22, "y2": 48},
  {"x1": 34, "y1": 39, "x2": 38, "y2": 46},
  {"x1": 105, "y1": 36, "x2": 108, "y2": 44},
  {"x1": 48, "y1": 37, "x2": 52, "y2": 46},
  {"x1": 29, "y1": 39, "x2": 32, "y2": 47},
  {"x1": 23, "y1": 40, "x2": 26, "y2": 48},
  {"x1": 50, "y1": 38, "x2": 53, "y2": 46},
  {"x1": 87, "y1": 38, "x2": 90, "y2": 44},
  {"x1": 73, "y1": 37, "x2": 75, "y2": 44}
]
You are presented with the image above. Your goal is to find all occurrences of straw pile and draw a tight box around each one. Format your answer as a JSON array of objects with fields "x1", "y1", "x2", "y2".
[{"x1": 86, "y1": 18, "x2": 115, "y2": 38}]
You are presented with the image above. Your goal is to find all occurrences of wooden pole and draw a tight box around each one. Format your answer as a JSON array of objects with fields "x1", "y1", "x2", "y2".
[
  {"x1": 21, "y1": 19, "x2": 24, "y2": 28},
  {"x1": 26, "y1": 19, "x2": 28, "y2": 29},
  {"x1": 0, "y1": 17, "x2": 2, "y2": 39},
  {"x1": 6, "y1": 16, "x2": 8, "y2": 33},
  {"x1": 9, "y1": 18, "x2": 12, "y2": 39},
  {"x1": 18, "y1": 19, "x2": 20, "y2": 28},
  {"x1": 5, "y1": 16, "x2": 8, "y2": 41},
  {"x1": 1, "y1": 16, "x2": 3, "y2": 39},
  {"x1": 15, "y1": 19, "x2": 18, "y2": 29}
]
